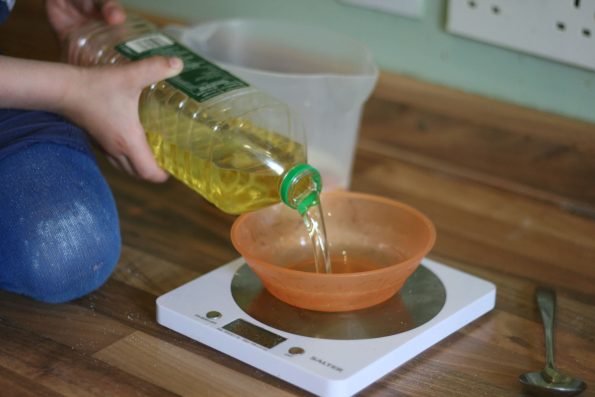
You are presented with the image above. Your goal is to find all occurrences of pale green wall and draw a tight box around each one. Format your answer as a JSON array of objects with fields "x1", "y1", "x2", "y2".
[{"x1": 122, "y1": 0, "x2": 595, "y2": 125}]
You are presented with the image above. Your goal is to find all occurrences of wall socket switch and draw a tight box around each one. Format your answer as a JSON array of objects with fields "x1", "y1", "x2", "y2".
[
  {"x1": 447, "y1": 0, "x2": 595, "y2": 71},
  {"x1": 338, "y1": 0, "x2": 424, "y2": 19}
]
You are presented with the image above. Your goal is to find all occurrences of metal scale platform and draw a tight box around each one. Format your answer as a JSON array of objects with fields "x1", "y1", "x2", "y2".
[{"x1": 157, "y1": 257, "x2": 496, "y2": 397}]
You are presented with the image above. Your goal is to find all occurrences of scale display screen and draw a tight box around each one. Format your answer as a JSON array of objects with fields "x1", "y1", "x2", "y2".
[{"x1": 223, "y1": 319, "x2": 286, "y2": 349}]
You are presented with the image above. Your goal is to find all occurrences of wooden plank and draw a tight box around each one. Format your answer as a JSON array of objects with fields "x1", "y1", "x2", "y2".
[
  {"x1": 358, "y1": 97, "x2": 595, "y2": 215},
  {"x1": 368, "y1": 338, "x2": 521, "y2": 397},
  {"x1": 0, "y1": 366, "x2": 63, "y2": 397},
  {"x1": 0, "y1": 0, "x2": 61, "y2": 61},
  {"x1": 374, "y1": 72, "x2": 595, "y2": 152},
  {"x1": 0, "y1": 290, "x2": 134, "y2": 356},
  {"x1": 432, "y1": 254, "x2": 595, "y2": 342},
  {"x1": 0, "y1": 321, "x2": 176, "y2": 396},
  {"x1": 112, "y1": 245, "x2": 202, "y2": 296},
  {"x1": 457, "y1": 311, "x2": 595, "y2": 382},
  {"x1": 94, "y1": 331, "x2": 301, "y2": 397},
  {"x1": 360, "y1": 309, "x2": 595, "y2": 396}
]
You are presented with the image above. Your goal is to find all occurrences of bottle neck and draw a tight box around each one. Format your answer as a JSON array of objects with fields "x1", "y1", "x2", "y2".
[{"x1": 279, "y1": 164, "x2": 322, "y2": 215}]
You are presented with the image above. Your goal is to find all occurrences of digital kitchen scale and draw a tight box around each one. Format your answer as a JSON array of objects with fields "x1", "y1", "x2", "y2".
[{"x1": 157, "y1": 257, "x2": 496, "y2": 397}]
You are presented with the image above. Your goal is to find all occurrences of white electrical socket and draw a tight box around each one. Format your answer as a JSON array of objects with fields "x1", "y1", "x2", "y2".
[
  {"x1": 447, "y1": 0, "x2": 595, "y2": 71},
  {"x1": 338, "y1": 0, "x2": 425, "y2": 19}
]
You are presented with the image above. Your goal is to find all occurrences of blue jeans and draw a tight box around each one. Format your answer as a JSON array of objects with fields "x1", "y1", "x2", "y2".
[{"x1": 0, "y1": 110, "x2": 121, "y2": 303}]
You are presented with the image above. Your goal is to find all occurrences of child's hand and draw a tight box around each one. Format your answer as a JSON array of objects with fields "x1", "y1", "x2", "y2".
[
  {"x1": 45, "y1": 0, "x2": 126, "y2": 41},
  {"x1": 61, "y1": 56, "x2": 184, "y2": 182}
]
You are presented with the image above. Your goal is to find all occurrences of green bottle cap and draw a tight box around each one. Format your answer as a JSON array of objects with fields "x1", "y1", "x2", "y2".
[{"x1": 280, "y1": 163, "x2": 322, "y2": 215}]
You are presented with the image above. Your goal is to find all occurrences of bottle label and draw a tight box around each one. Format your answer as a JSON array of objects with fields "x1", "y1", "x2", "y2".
[{"x1": 115, "y1": 33, "x2": 249, "y2": 103}]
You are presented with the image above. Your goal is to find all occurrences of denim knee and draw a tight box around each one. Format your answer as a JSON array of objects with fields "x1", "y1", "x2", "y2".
[{"x1": 0, "y1": 143, "x2": 121, "y2": 303}]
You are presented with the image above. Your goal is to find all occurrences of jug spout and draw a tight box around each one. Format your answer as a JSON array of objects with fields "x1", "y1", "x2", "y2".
[{"x1": 323, "y1": 73, "x2": 378, "y2": 112}]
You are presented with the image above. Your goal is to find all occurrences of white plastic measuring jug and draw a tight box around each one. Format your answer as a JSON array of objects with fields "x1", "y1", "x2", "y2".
[{"x1": 164, "y1": 19, "x2": 378, "y2": 190}]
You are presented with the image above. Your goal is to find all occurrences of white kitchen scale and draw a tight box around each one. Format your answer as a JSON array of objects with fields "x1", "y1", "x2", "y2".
[{"x1": 157, "y1": 257, "x2": 496, "y2": 397}]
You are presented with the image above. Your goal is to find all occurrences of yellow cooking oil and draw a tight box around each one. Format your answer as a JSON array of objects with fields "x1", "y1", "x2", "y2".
[{"x1": 140, "y1": 83, "x2": 307, "y2": 214}]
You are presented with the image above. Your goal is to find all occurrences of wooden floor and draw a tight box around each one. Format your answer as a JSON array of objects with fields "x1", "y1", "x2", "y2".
[{"x1": 1, "y1": 1, "x2": 595, "y2": 396}]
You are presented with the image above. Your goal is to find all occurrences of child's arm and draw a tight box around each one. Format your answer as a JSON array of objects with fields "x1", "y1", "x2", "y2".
[{"x1": 0, "y1": 55, "x2": 182, "y2": 181}]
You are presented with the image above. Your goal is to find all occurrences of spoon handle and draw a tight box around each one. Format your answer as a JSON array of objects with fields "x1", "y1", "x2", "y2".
[{"x1": 536, "y1": 287, "x2": 557, "y2": 370}]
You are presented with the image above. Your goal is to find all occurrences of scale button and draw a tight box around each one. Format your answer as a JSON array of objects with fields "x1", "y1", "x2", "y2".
[
  {"x1": 288, "y1": 347, "x2": 305, "y2": 355},
  {"x1": 206, "y1": 310, "x2": 222, "y2": 319}
]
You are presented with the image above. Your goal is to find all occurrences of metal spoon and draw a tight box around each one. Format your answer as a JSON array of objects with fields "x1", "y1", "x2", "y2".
[{"x1": 519, "y1": 287, "x2": 587, "y2": 397}]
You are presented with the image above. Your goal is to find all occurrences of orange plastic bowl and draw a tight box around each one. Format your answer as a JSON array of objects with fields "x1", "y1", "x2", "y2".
[{"x1": 230, "y1": 191, "x2": 436, "y2": 312}]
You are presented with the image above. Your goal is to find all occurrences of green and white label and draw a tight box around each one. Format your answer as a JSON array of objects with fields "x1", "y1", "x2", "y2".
[{"x1": 115, "y1": 33, "x2": 249, "y2": 103}]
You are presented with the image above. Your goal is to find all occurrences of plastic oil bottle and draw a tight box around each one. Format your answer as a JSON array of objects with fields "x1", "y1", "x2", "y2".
[{"x1": 64, "y1": 15, "x2": 322, "y2": 216}]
